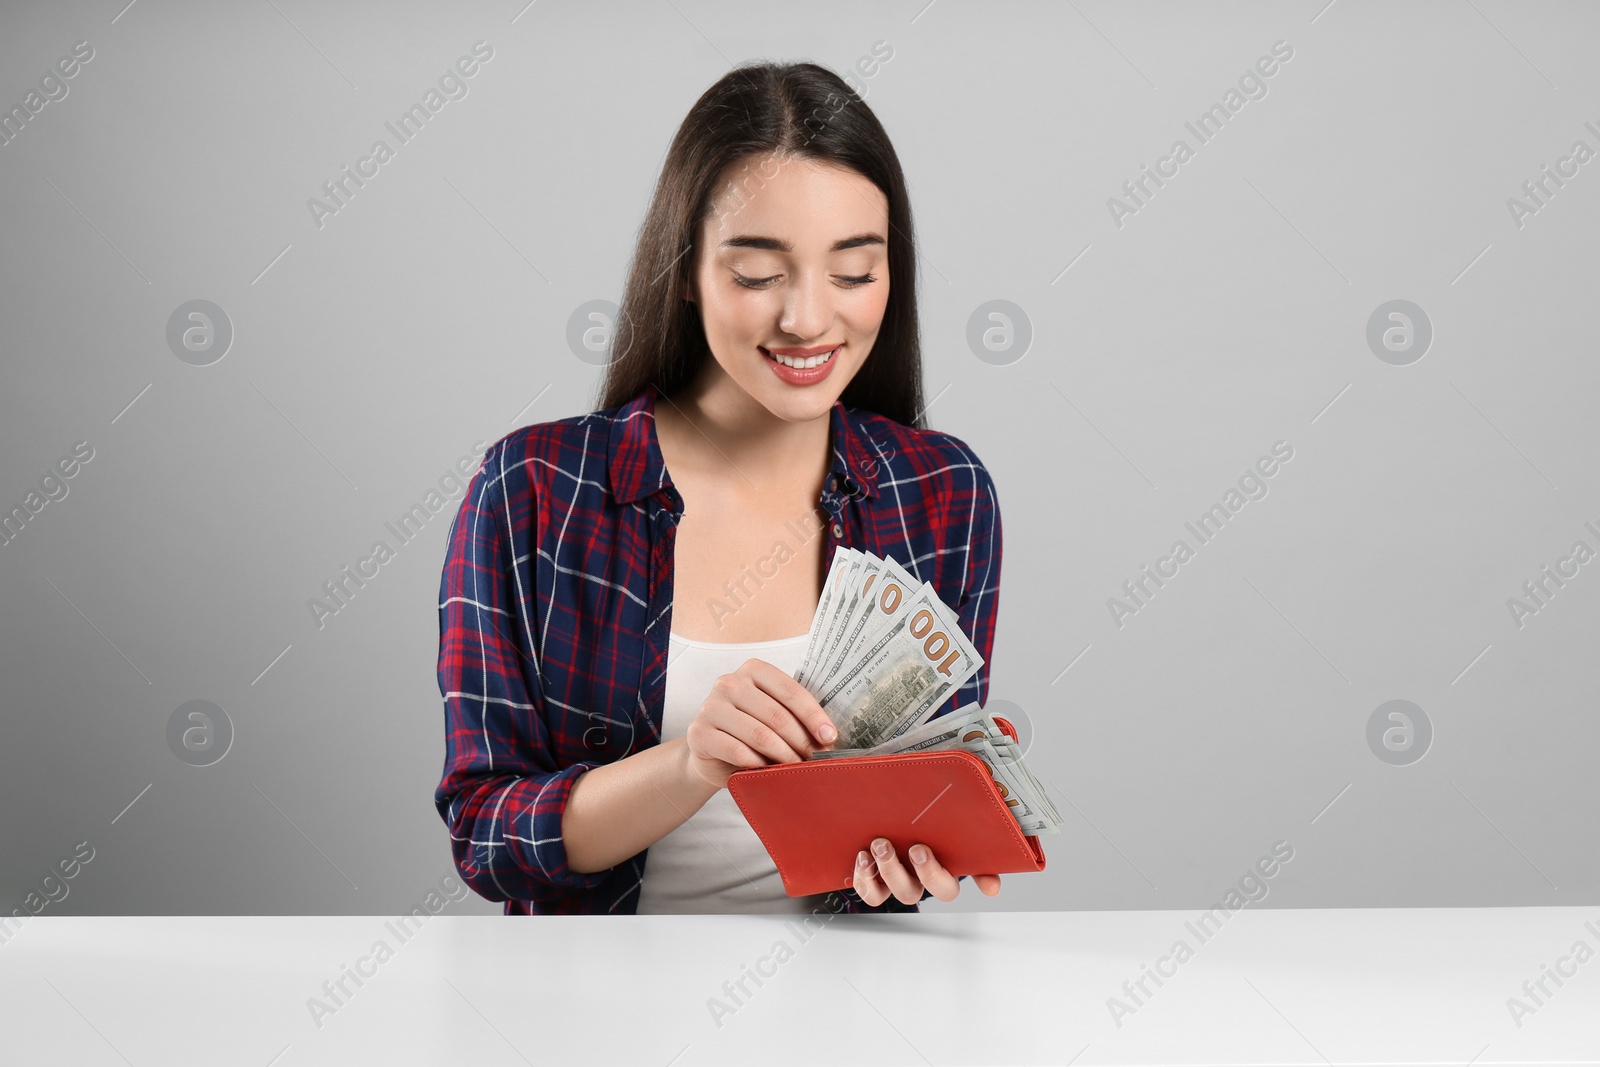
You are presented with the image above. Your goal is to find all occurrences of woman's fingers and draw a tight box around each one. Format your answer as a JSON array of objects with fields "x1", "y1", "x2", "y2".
[
  {"x1": 684, "y1": 714, "x2": 766, "y2": 771},
  {"x1": 733, "y1": 666, "x2": 817, "y2": 760},
  {"x1": 865, "y1": 838, "x2": 926, "y2": 905},
  {"x1": 706, "y1": 674, "x2": 808, "y2": 764},
  {"x1": 849, "y1": 840, "x2": 1006, "y2": 906},
  {"x1": 852, "y1": 847, "x2": 888, "y2": 906},
  {"x1": 973, "y1": 873, "x2": 1004, "y2": 896},
  {"x1": 745, "y1": 659, "x2": 839, "y2": 750},
  {"x1": 905, "y1": 842, "x2": 961, "y2": 902},
  {"x1": 685, "y1": 658, "x2": 851, "y2": 787}
]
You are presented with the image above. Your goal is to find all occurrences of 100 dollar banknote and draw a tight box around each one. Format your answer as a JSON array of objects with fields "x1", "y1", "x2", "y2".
[{"x1": 811, "y1": 580, "x2": 984, "y2": 750}]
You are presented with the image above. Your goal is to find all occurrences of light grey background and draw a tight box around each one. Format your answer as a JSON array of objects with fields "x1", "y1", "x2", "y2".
[{"x1": 2, "y1": 0, "x2": 1595, "y2": 917}]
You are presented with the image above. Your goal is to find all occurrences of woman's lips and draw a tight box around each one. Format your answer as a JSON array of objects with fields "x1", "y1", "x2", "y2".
[{"x1": 761, "y1": 344, "x2": 840, "y2": 386}]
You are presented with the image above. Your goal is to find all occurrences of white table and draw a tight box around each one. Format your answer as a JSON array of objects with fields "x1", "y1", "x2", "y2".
[{"x1": 2, "y1": 908, "x2": 1596, "y2": 1065}]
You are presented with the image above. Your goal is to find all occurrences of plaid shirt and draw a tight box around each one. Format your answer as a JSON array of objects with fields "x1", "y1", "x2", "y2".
[{"x1": 435, "y1": 383, "x2": 1002, "y2": 915}]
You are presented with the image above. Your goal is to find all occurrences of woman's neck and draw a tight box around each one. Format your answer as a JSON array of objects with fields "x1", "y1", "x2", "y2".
[{"x1": 655, "y1": 375, "x2": 831, "y2": 494}]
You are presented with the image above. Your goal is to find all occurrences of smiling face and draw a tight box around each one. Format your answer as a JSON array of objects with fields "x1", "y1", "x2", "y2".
[{"x1": 682, "y1": 152, "x2": 891, "y2": 423}]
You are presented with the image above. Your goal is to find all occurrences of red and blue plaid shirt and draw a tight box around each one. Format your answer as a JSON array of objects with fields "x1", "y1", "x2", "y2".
[{"x1": 435, "y1": 384, "x2": 1002, "y2": 915}]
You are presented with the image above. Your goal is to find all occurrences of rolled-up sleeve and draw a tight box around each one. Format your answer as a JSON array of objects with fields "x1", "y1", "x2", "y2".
[{"x1": 434, "y1": 444, "x2": 610, "y2": 904}]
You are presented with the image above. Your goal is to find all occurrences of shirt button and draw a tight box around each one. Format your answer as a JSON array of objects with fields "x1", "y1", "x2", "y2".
[{"x1": 831, "y1": 523, "x2": 843, "y2": 538}]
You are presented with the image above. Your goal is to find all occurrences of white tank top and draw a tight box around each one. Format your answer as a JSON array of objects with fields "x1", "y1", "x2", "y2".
[{"x1": 635, "y1": 629, "x2": 834, "y2": 914}]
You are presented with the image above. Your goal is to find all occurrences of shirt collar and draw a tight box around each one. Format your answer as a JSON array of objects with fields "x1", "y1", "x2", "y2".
[{"x1": 607, "y1": 383, "x2": 881, "y2": 505}]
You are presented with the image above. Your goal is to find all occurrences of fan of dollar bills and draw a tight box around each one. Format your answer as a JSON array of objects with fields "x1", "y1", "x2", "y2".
[{"x1": 793, "y1": 548, "x2": 1063, "y2": 835}]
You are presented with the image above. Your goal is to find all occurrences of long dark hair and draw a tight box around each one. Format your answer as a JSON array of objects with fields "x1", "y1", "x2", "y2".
[{"x1": 597, "y1": 61, "x2": 926, "y2": 429}]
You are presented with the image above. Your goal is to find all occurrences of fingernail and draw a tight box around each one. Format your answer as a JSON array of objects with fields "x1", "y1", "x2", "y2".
[
  {"x1": 857, "y1": 850, "x2": 871, "y2": 867},
  {"x1": 820, "y1": 723, "x2": 837, "y2": 743},
  {"x1": 872, "y1": 839, "x2": 890, "y2": 858},
  {"x1": 910, "y1": 845, "x2": 928, "y2": 865}
]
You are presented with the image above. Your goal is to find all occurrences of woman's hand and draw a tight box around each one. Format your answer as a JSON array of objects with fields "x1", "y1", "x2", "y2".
[
  {"x1": 853, "y1": 837, "x2": 1003, "y2": 906},
  {"x1": 684, "y1": 658, "x2": 839, "y2": 790}
]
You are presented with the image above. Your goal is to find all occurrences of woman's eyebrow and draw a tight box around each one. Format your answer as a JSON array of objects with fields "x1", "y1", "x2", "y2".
[{"x1": 718, "y1": 233, "x2": 885, "y2": 253}]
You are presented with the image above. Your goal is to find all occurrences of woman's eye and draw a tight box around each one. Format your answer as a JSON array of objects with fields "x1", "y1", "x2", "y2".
[{"x1": 732, "y1": 273, "x2": 878, "y2": 289}]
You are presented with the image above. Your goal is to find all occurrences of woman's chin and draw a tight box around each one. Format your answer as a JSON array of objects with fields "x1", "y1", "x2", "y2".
[
  {"x1": 758, "y1": 360, "x2": 858, "y2": 411},
  {"x1": 752, "y1": 380, "x2": 845, "y2": 421}
]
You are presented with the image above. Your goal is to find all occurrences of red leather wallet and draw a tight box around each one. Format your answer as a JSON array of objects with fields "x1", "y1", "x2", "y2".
[{"x1": 726, "y1": 716, "x2": 1047, "y2": 897}]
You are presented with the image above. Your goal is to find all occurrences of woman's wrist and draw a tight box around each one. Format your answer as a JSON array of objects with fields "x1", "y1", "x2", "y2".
[{"x1": 676, "y1": 736, "x2": 714, "y2": 795}]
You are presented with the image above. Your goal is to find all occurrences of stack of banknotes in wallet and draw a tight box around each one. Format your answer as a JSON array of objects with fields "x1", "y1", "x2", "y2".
[{"x1": 793, "y1": 548, "x2": 1063, "y2": 835}]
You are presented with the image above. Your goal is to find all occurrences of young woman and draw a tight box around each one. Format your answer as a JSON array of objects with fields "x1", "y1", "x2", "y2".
[{"x1": 435, "y1": 61, "x2": 1003, "y2": 915}]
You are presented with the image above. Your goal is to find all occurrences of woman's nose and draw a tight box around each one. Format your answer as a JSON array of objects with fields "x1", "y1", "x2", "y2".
[{"x1": 778, "y1": 274, "x2": 833, "y2": 339}]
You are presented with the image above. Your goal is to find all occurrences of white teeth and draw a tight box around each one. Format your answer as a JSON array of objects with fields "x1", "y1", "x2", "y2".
[{"x1": 769, "y1": 346, "x2": 838, "y2": 369}]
